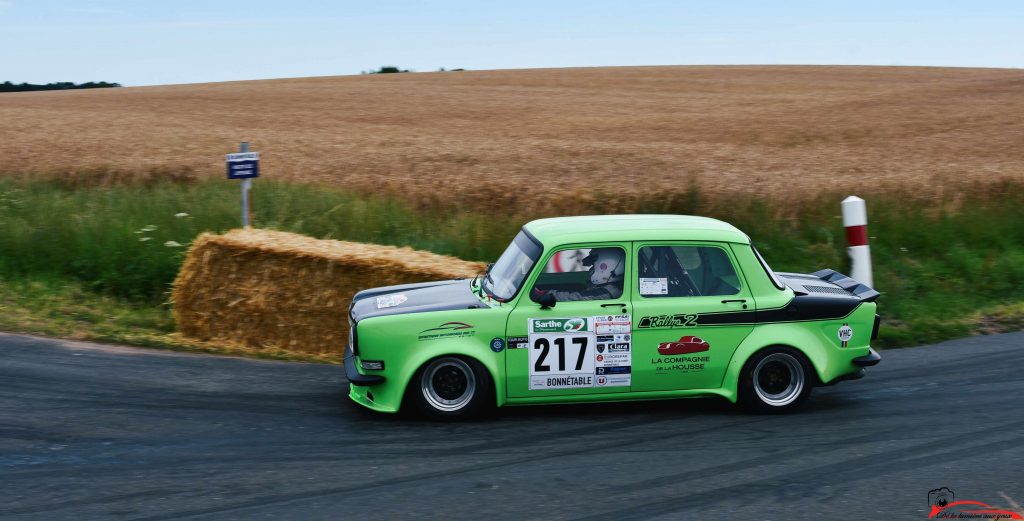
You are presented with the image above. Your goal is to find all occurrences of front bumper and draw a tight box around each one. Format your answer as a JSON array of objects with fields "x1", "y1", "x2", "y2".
[{"x1": 344, "y1": 346, "x2": 386, "y2": 386}]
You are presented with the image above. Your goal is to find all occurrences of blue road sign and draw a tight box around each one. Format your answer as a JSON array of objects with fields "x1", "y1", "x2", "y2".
[{"x1": 226, "y1": 152, "x2": 260, "y2": 179}]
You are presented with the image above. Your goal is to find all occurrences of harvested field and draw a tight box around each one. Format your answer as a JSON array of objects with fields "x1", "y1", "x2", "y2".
[
  {"x1": 172, "y1": 229, "x2": 484, "y2": 354},
  {"x1": 2, "y1": 66, "x2": 1023, "y2": 210}
]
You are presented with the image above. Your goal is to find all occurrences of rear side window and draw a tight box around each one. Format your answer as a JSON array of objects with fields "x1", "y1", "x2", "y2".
[
  {"x1": 637, "y1": 245, "x2": 741, "y2": 297},
  {"x1": 752, "y1": 245, "x2": 786, "y2": 290}
]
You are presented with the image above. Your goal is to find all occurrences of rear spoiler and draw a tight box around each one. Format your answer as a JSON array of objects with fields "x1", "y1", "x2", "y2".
[{"x1": 811, "y1": 269, "x2": 880, "y2": 302}]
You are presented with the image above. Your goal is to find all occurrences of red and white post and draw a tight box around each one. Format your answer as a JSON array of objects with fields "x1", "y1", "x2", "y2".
[{"x1": 842, "y1": 195, "x2": 873, "y2": 287}]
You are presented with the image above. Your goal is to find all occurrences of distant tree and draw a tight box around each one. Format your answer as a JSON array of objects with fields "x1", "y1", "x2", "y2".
[
  {"x1": 0, "y1": 81, "x2": 121, "y2": 93},
  {"x1": 371, "y1": 66, "x2": 410, "y2": 74}
]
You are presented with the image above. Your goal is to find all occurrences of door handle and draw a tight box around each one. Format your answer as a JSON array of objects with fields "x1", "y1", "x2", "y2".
[
  {"x1": 600, "y1": 303, "x2": 626, "y2": 308},
  {"x1": 721, "y1": 298, "x2": 748, "y2": 309}
]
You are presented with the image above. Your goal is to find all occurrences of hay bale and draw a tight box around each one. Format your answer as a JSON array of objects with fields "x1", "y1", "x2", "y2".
[{"x1": 172, "y1": 229, "x2": 485, "y2": 355}]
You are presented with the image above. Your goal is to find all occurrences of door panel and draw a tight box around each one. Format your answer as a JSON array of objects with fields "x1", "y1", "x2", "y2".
[
  {"x1": 505, "y1": 243, "x2": 633, "y2": 399},
  {"x1": 630, "y1": 243, "x2": 754, "y2": 392}
]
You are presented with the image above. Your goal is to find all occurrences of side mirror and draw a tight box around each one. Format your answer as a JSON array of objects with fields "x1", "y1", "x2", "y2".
[{"x1": 537, "y1": 291, "x2": 556, "y2": 310}]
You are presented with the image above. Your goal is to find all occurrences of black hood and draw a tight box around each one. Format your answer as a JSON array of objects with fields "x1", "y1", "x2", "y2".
[{"x1": 350, "y1": 279, "x2": 485, "y2": 322}]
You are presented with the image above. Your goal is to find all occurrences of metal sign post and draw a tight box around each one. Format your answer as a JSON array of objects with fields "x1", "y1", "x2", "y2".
[
  {"x1": 242, "y1": 177, "x2": 252, "y2": 228},
  {"x1": 226, "y1": 142, "x2": 260, "y2": 228}
]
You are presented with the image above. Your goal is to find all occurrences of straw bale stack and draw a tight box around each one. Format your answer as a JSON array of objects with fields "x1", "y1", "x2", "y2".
[{"x1": 172, "y1": 229, "x2": 485, "y2": 355}]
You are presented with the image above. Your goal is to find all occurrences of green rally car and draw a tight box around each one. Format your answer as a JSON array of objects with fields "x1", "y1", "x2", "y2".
[{"x1": 345, "y1": 215, "x2": 881, "y2": 419}]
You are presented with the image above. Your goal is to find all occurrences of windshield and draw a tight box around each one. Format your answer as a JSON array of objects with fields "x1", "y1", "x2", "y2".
[{"x1": 483, "y1": 230, "x2": 542, "y2": 300}]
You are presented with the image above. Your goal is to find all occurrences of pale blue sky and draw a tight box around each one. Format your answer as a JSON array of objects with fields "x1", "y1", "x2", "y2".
[{"x1": 1, "y1": 1, "x2": 1021, "y2": 86}]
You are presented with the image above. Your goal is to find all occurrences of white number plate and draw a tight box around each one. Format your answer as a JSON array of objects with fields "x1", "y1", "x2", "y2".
[
  {"x1": 528, "y1": 333, "x2": 595, "y2": 389},
  {"x1": 527, "y1": 316, "x2": 631, "y2": 390}
]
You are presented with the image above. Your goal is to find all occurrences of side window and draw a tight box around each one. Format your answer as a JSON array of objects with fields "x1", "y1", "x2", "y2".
[
  {"x1": 531, "y1": 247, "x2": 626, "y2": 302},
  {"x1": 637, "y1": 246, "x2": 741, "y2": 297}
]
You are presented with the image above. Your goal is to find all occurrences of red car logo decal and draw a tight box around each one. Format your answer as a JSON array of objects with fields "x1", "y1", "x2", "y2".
[{"x1": 657, "y1": 336, "x2": 710, "y2": 355}]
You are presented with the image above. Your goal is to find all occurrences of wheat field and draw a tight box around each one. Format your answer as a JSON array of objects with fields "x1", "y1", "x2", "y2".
[{"x1": 2, "y1": 66, "x2": 1022, "y2": 208}]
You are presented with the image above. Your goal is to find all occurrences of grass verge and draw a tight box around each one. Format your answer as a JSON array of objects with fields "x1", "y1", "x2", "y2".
[
  {"x1": 0, "y1": 275, "x2": 339, "y2": 363},
  {"x1": 0, "y1": 175, "x2": 1022, "y2": 353}
]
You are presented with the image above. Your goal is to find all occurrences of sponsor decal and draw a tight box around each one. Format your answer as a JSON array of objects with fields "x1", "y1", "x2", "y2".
[
  {"x1": 506, "y1": 336, "x2": 529, "y2": 349},
  {"x1": 595, "y1": 314, "x2": 631, "y2": 334},
  {"x1": 531, "y1": 317, "x2": 591, "y2": 334},
  {"x1": 376, "y1": 293, "x2": 408, "y2": 309},
  {"x1": 838, "y1": 323, "x2": 853, "y2": 347},
  {"x1": 418, "y1": 322, "x2": 476, "y2": 341},
  {"x1": 652, "y1": 337, "x2": 710, "y2": 373},
  {"x1": 602, "y1": 375, "x2": 631, "y2": 386},
  {"x1": 490, "y1": 337, "x2": 505, "y2": 353},
  {"x1": 657, "y1": 336, "x2": 710, "y2": 356},
  {"x1": 421, "y1": 321, "x2": 472, "y2": 333},
  {"x1": 564, "y1": 318, "x2": 586, "y2": 332},
  {"x1": 639, "y1": 277, "x2": 668, "y2": 295},
  {"x1": 599, "y1": 352, "x2": 630, "y2": 363},
  {"x1": 927, "y1": 487, "x2": 1022, "y2": 519},
  {"x1": 638, "y1": 314, "x2": 698, "y2": 329},
  {"x1": 534, "y1": 375, "x2": 593, "y2": 388},
  {"x1": 652, "y1": 354, "x2": 710, "y2": 373},
  {"x1": 527, "y1": 315, "x2": 632, "y2": 389},
  {"x1": 528, "y1": 316, "x2": 596, "y2": 389}
]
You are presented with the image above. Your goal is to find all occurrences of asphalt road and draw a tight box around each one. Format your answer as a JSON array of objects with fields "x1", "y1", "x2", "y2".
[{"x1": 1, "y1": 332, "x2": 1022, "y2": 521}]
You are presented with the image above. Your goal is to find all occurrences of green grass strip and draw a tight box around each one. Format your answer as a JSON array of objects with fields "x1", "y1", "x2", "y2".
[{"x1": 0, "y1": 177, "x2": 1022, "y2": 350}]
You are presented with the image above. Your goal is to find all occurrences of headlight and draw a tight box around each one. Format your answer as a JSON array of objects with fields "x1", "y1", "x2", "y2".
[{"x1": 349, "y1": 320, "x2": 358, "y2": 355}]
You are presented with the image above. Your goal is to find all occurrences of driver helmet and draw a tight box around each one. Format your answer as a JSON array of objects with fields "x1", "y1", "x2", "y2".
[{"x1": 584, "y1": 248, "x2": 625, "y2": 285}]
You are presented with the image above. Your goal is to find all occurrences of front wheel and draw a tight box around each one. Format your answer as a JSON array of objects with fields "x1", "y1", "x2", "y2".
[
  {"x1": 408, "y1": 356, "x2": 493, "y2": 420},
  {"x1": 738, "y1": 347, "x2": 813, "y2": 414}
]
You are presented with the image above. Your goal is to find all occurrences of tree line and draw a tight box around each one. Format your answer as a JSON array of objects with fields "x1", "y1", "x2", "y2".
[
  {"x1": 1, "y1": 81, "x2": 121, "y2": 93},
  {"x1": 361, "y1": 66, "x2": 465, "y2": 74}
]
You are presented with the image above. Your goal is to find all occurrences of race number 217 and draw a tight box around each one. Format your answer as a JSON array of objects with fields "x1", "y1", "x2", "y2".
[{"x1": 532, "y1": 336, "x2": 590, "y2": 373}]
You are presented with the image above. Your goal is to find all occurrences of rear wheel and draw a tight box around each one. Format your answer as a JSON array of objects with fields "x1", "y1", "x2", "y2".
[
  {"x1": 738, "y1": 346, "x2": 813, "y2": 413},
  {"x1": 408, "y1": 356, "x2": 493, "y2": 420}
]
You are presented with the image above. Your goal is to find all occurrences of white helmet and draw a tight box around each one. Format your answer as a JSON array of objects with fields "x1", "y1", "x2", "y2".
[{"x1": 586, "y1": 248, "x2": 625, "y2": 285}]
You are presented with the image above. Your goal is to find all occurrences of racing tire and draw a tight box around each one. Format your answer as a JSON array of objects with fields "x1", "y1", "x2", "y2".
[
  {"x1": 408, "y1": 356, "x2": 494, "y2": 421},
  {"x1": 738, "y1": 346, "x2": 813, "y2": 414}
]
